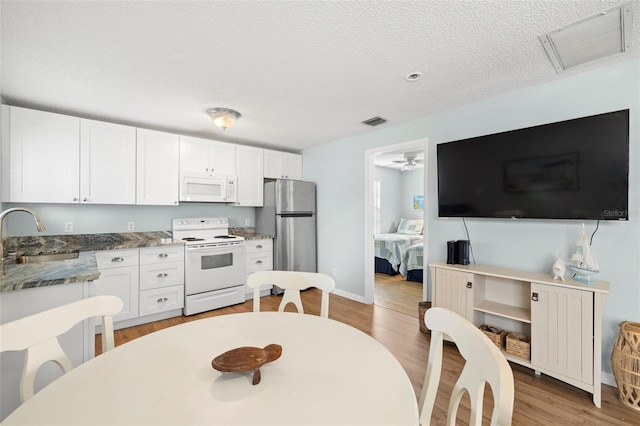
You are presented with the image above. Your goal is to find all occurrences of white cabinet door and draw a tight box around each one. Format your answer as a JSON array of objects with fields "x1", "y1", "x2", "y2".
[
  {"x1": 209, "y1": 141, "x2": 236, "y2": 175},
  {"x1": 531, "y1": 283, "x2": 593, "y2": 383},
  {"x1": 233, "y1": 145, "x2": 263, "y2": 206},
  {"x1": 179, "y1": 135, "x2": 210, "y2": 173},
  {"x1": 94, "y1": 265, "x2": 140, "y2": 322},
  {"x1": 432, "y1": 268, "x2": 474, "y2": 321},
  {"x1": 263, "y1": 149, "x2": 302, "y2": 179},
  {"x1": 136, "y1": 129, "x2": 179, "y2": 206},
  {"x1": 283, "y1": 152, "x2": 303, "y2": 180},
  {"x1": 80, "y1": 119, "x2": 136, "y2": 204},
  {"x1": 179, "y1": 136, "x2": 236, "y2": 175},
  {"x1": 2, "y1": 105, "x2": 80, "y2": 203}
]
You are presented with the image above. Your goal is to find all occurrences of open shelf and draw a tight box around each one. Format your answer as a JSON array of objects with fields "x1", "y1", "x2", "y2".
[{"x1": 474, "y1": 300, "x2": 531, "y2": 323}]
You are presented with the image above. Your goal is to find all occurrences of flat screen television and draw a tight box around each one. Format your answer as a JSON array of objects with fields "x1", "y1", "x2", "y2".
[{"x1": 437, "y1": 109, "x2": 629, "y2": 220}]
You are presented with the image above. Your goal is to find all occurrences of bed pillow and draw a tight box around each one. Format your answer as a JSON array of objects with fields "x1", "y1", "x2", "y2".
[{"x1": 397, "y1": 219, "x2": 423, "y2": 235}]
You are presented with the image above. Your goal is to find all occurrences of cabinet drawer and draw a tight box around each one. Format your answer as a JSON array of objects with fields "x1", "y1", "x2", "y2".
[
  {"x1": 246, "y1": 253, "x2": 273, "y2": 273},
  {"x1": 139, "y1": 262, "x2": 185, "y2": 290},
  {"x1": 139, "y1": 246, "x2": 184, "y2": 265},
  {"x1": 139, "y1": 285, "x2": 184, "y2": 317},
  {"x1": 95, "y1": 249, "x2": 139, "y2": 269},
  {"x1": 244, "y1": 239, "x2": 273, "y2": 254}
]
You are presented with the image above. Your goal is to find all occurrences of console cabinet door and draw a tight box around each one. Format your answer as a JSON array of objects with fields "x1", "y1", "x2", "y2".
[
  {"x1": 432, "y1": 268, "x2": 474, "y2": 321},
  {"x1": 2, "y1": 106, "x2": 80, "y2": 203},
  {"x1": 263, "y1": 149, "x2": 302, "y2": 180},
  {"x1": 531, "y1": 283, "x2": 593, "y2": 384},
  {"x1": 80, "y1": 119, "x2": 136, "y2": 204}
]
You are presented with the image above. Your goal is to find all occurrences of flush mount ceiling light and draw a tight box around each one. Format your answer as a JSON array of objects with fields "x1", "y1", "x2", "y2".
[
  {"x1": 207, "y1": 108, "x2": 241, "y2": 130},
  {"x1": 539, "y1": 2, "x2": 633, "y2": 72}
]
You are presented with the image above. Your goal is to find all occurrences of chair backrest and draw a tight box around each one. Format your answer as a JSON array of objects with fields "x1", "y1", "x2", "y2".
[
  {"x1": 246, "y1": 270, "x2": 335, "y2": 318},
  {"x1": 0, "y1": 295, "x2": 123, "y2": 403},
  {"x1": 419, "y1": 307, "x2": 514, "y2": 426}
]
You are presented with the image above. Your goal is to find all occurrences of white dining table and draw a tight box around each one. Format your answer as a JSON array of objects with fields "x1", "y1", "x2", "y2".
[{"x1": 2, "y1": 312, "x2": 419, "y2": 425}]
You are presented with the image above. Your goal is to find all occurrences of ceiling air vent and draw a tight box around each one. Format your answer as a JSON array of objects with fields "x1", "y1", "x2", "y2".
[{"x1": 362, "y1": 116, "x2": 387, "y2": 127}]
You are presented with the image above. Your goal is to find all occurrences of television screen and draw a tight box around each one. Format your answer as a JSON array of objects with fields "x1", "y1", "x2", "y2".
[{"x1": 437, "y1": 109, "x2": 629, "y2": 220}]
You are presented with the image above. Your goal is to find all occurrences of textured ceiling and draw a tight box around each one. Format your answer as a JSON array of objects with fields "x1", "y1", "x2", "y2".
[{"x1": 1, "y1": 1, "x2": 638, "y2": 152}]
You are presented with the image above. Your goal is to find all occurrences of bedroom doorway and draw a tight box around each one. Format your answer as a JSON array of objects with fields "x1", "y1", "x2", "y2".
[{"x1": 363, "y1": 138, "x2": 428, "y2": 315}]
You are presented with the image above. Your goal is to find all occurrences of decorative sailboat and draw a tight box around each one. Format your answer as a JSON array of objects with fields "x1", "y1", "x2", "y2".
[{"x1": 567, "y1": 223, "x2": 599, "y2": 284}]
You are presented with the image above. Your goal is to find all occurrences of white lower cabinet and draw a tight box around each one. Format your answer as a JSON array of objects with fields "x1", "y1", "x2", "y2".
[
  {"x1": 94, "y1": 249, "x2": 140, "y2": 322},
  {"x1": 95, "y1": 246, "x2": 184, "y2": 330},
  {"x1": 429, "y1": 262, "x2": 608, "y2": 407},
  {"x1": 244, "y1": 239, "x2": 273, "y2": 299}
]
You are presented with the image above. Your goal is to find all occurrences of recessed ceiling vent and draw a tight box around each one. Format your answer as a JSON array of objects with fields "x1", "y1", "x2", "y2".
[
  {"x1": 539, "y1": 2, "x2": 633, "y2": 72},
  {"x1": 362, "y1": 116, "x2": 387, "y2": 127}
]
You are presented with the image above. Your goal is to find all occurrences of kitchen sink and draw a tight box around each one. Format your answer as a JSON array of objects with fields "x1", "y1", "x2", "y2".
[{"x1": 12, "y1": 252, "x2": 80, "y2": 264}]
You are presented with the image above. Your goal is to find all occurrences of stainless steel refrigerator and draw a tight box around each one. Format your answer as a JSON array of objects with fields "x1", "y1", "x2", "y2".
[{"x1": 256, "y1": 180, "x2": 316, "y2": 279}]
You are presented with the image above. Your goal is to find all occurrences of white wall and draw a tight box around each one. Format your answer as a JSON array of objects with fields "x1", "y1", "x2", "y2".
[
  {"x1": 373, "y1": 166, "x2": 402, "y2": 233},
  {"x1": 400, "y1": 168, "x2": 424, "y2": 220},
  {"x1": 303, "y1": 59, "x2": 640, "y2": 377},
  {"x1": 2, "y1": 203, "x2": 255, "y2": 236}
]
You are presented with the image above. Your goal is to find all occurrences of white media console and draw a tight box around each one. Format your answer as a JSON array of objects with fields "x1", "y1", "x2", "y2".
[{"x1": 429, "y1": 261, "x2": 609, "y2": 407}]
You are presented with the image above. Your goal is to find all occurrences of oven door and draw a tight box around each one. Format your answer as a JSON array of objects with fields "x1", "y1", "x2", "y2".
[{"x1": 184, "y1": 244, "x2": 245, "y2": 295}]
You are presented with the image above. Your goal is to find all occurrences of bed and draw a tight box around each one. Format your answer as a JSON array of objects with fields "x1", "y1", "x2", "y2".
[
  {"x1": 400, "y1": 243, "x2": 423, "y2": 283},
  {"x1": 374, "y1": 219, "x2": 424, "y2": 276}
]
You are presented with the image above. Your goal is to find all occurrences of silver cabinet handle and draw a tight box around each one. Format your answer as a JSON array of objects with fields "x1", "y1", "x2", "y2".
[
  {"x1": 256, "y1": 245, "x2": 263, "y2": 249},
  {"x1": 158, "y1": 253, "x2": 169, "y2": 258},
  {"x1": 531, "y1": 292, "x2": 539, "y2": 302},
  {"x1": 174, "y1": 201, "x2": 178, "y2": 204},
  {"x1": 157, "y1": 297, "x2": 168, "y2": 303},
  {"x1": 111, "y1": 257, "x2": 124, "y2": 262},
  {"x1": 73, "y1": 197, "x2": 78, "y2": 202},
  {"x1": 256, "y1": 260, "x2": 263, "y2": 264},
  {"x1": 83, "y1": 198, "x2": 88, "y2": 202},
  {"x1": 466, "y1": 281, "x2": 472, "y2": 289},
  {"x1": 157, "y1": 273, "x2": 169, "y2": 278}
]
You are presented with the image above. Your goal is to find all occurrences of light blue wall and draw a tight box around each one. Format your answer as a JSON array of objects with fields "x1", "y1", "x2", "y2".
[
  {"x1": 303, "y1": 59, "x2": 639, "y2": 376},
  {"x1": 373, "y1": 166, "x2": 402, "y2": 233},
  {"x1": 2, "y1": 203, "x2": 255, "y2": 236},
  {"x1": 400, "y1": 168, "x2": 424, "y2": 220}
]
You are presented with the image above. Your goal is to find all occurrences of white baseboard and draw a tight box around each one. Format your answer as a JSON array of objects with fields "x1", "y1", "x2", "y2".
[{"x1": 331, "y1": 288, "x2": 368, "y2": 304}]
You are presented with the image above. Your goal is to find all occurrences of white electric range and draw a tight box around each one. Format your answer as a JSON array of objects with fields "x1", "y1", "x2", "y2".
[{"x1": 172, "y1": 218, "x2": 245, "y2": 315}]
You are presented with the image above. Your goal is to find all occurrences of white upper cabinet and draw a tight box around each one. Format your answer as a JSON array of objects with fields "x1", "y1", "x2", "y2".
[
  {"x1": 2, "y1": 106, "x2": 80, "y2": 203},
  {"x1": 80, "y1": 119, "x2": 137, "y2": 204},
  {"x1": 263, "y1": 149, "x2": 302, "y2": 180},
  {"x1": 232, "y1": 145, "x2": 264, "y2": 207},
  {"x1": 136, "y1": 129, "x2": 179, "y2": 206},
  {"x1": 179, "y1": 136, "x2": 236, "y2": 175}
]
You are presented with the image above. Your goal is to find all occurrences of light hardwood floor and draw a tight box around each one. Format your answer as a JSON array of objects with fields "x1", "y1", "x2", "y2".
[
  {"x1": 97, "y1": 289, "x2": 640, "y2": 425},
  {"x1": 374, "y1": 272, "x2": 423, "y2": 318}
]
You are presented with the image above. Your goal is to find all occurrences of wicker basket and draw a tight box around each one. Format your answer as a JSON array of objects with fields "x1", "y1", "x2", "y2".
[
  {"x1": 418, "y1": 301, "x2": 431, "y2": 334},
  {"x1": 506, "y1": 333, "x2": 531, "y2": 360},
  {"x1": 612, "y1": 321, "x2": 640, "y2": 411},
  {"x1": 480, "y1": 324, "x2": 505, "y2": 349}
]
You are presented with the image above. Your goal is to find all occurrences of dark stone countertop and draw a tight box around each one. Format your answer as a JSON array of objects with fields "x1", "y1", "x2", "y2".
[
  {"x1": 229, "y1": 227, "x2": 274, "y2": 240},
  {"x1": 1, "y1": 231, "x2": 184, "y2": 293}
]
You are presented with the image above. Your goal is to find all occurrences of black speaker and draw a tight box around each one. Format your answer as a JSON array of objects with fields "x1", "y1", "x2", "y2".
[
  {"x1": 446, "y1": 240, "x2": 457, "y2": 264},
  {"x1": 455, "y1": 240, "x2": 470, "y2": 265}
]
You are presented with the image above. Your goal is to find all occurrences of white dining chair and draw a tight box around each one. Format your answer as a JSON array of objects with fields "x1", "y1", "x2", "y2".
[
  {"x1": 0, "y1": 295, "x2": 123, "y2": 403},
  {"x1": 247, "y1": 270, "x2": 335, "y2": 318},
  {"x1": 419, "y1": 307, "x2": 514, "y2": 426}
]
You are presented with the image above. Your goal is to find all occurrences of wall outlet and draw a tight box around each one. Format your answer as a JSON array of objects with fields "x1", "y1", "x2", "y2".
[
  {"x1": 64, "y1": 222, "x2": 73, "y2": 233},
  {"x1": 331, "y1": 267, "x2": 337, "y2": 277},
  {"x1": 245, "y1": 218, "x2": 251, "y2": 226},
  {"x1": 127, "y1": 221, "x2": 135, "y2": 231}
]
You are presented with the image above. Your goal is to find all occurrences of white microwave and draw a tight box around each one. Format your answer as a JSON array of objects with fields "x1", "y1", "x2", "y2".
[{"x1": 179, "y1": 171, "x2": 237, "y2": 203}]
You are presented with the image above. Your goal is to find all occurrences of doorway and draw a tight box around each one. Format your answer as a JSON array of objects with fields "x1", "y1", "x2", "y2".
[{"x1": 363, "y1": 138, "x2": 429, "y2": 315}]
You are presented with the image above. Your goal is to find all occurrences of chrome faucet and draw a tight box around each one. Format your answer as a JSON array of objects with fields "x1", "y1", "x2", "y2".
[{"x1": 0, "y1": 208, "x2": 47, "y2": 270}]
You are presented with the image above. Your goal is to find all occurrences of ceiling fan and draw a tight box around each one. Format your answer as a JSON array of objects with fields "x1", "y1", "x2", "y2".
[{"x1": 393, "y1": 153, "x2": 423, "y2": 171}]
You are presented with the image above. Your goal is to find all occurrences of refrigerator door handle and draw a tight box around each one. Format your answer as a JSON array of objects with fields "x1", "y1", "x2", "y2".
[{"x1": 280, "y1": 212, "x2": 313, "y2": 218}]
